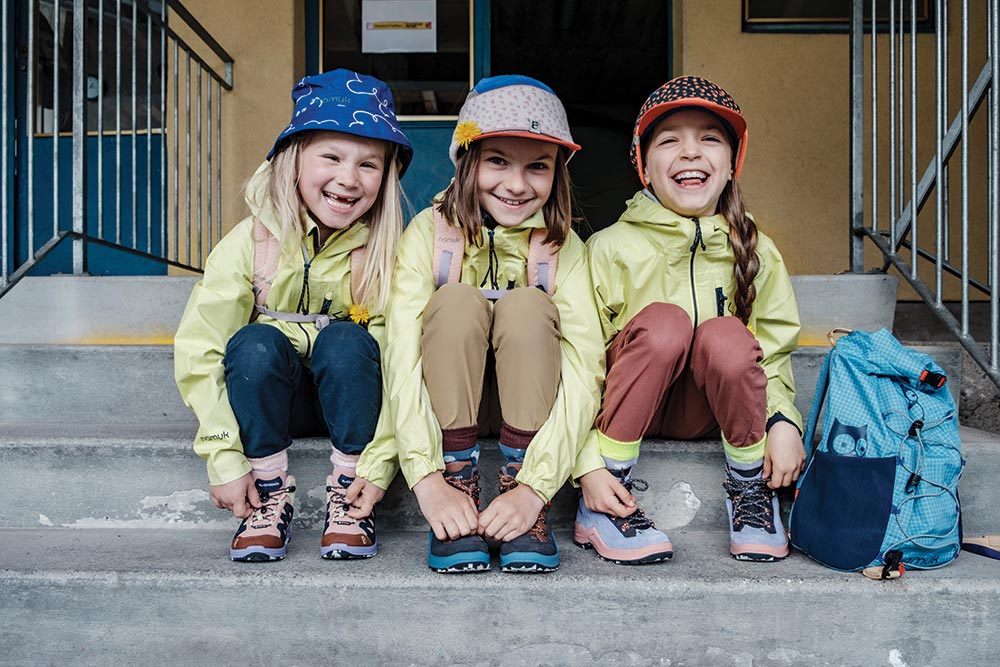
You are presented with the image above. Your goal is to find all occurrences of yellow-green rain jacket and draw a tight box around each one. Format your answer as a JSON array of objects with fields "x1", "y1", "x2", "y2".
[
  {"x1": 574, "y1": 191, "x2": 801, "y2": 477},
  {"x1": 173, "y1": 161, "x2": 397, "y2": 488},
  {"x1": 386, "y1": 204, "x2": 606, "y2": 502}
]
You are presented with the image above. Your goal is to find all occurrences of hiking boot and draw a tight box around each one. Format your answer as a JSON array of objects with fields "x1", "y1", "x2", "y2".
[
  {"x1": 320, "y1": 468, "x2": 377, "y2": 560},
  {"x1": 427, "y1": 462, "x2": 490, "y2": 573},
  {"x1": 496, "y1": 466, "x2": 559, "y2": 573},
  {"x1": 230, "y1": 474, "x2": 296, "y2": 562},
  {"x1": 573, "y1": 478, "x2": 673, "y2": 565},
  {"x1": 723, "y1": 467, "x2": 789, "y2": 562}
]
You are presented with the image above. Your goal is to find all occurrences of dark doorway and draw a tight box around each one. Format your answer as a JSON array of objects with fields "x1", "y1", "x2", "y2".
[{"x1": 490, "y1": 1, "x2": 672, "y2": 238}]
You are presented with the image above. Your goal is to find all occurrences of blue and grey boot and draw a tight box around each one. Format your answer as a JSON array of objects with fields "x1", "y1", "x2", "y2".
[
  {"x1": 723, "y1": 463, "x2": 789, "y2": 562},
  {"x1": 427, "y1": 462, "x2": 491, "y2": 573},
  {"x1": 497, "y1": 465, "x2": 559, "y2": 573}
]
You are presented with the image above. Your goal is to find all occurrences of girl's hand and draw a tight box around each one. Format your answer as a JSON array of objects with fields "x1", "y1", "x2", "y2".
[
  {"x1": 209, "y1": 473, "x2": 262, "y2": 519},
  {"x1": 763, "y1": 421, "x2": 807, "y2": 489},
  {"x1": 344, "y1": 476, "x2": 385, "y2": 519},
  {"x1": 478, "y1": 483, "x2": 545, "y2": 542},
  {"x1": 579, "y1": 468, "x2": 636, "y2": 518},
  {"x1": 412, "y1": 471, "x2": 479, "y2": 541}
]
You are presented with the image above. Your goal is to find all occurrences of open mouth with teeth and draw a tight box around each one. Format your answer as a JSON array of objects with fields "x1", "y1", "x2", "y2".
[
  {"x1": 672, "y1": 170, "x2": 709, "y2": 187},
  {"x1": 324, "y1": 191, "x2": 360, "y2": 209},
  {"x1": 493, "y1": 194, "x2": 534, "y2": 207}
]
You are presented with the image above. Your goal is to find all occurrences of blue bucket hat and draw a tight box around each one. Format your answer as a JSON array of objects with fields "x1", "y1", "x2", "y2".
[{"x1": 266, "y1": 69, "x2": 413, "y2": 176}]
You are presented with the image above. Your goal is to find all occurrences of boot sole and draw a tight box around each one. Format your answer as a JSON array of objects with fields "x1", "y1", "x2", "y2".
[
  {"x1": 499, "y1": 551, "x2": 560, "y2": 573},
  {"x1": 573, "y1": 524, "x2": 673, "y2": 565}
]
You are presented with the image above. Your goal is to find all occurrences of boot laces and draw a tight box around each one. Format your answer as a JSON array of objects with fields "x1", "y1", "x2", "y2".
[
  {"x1": 251, "y1": 483, "x2": 295, "y2": 525},
  {"x1": 326, "y1": 482, "x2": 349, "y2": 520},
  {"x1": 619, "y1": 478, "x2": 655, "y2": 531},
  {"x1": 498, "y1": 470, "x2": 550, "y2": 542},
  {"x1": 723, "y1": 471, "x2": 775, "y2": 530},
  {"x1": 446, "y1": 469, "x2": 482, "y2": 506}
]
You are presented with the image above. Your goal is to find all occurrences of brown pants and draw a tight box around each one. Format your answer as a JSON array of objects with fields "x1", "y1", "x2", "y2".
[
  {"x1": 421, "y1": 283, "x2": 561, "y2": 451},
  {"x1": 595, "y1": 303, "x2": 767, "y2": 448}
]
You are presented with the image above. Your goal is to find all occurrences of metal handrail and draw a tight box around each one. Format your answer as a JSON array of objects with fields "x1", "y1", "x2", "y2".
[
  {"x1": 849, "y1": 0, "x2": 1000, "y2": 390},
  {"x1": 1, "y1": 0, "x2": 233, "y2": 299}
]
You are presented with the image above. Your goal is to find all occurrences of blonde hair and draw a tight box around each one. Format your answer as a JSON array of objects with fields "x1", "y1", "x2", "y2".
[
  {"x1": 437, "y1": 142, "x2": 574, "y2": 248},
  {"x1": 266, "y1": 131, "x2": 404, "y2": 312}
]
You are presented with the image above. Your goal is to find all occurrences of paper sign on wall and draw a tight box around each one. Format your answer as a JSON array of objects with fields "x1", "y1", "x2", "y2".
[{"x1": 362, "y1": 0, "x2": 437, "y2": 53}]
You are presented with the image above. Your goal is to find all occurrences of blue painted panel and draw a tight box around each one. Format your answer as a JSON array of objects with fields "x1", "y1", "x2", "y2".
[
  {"x1": 399, "y1": 122, "x2": 456, "y2": 221},
  {"x1": 17, "y1": 135, "x2": 166, "y2": 276}
]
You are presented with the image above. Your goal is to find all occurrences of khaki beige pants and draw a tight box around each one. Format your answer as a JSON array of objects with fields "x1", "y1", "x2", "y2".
[{"x1": 421, "y1": 283, "x2": 561, "y2": 451}]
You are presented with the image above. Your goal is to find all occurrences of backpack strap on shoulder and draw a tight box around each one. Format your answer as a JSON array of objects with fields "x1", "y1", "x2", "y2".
[
  {"x1": 350, "y1": 245, "x2": 366, "y2": 305},
  {"x1": 527, "y1": 228, "x2": 558, "y2": 295},
  {"x1": 432, "y1": 207, "x2": 465, "y2": 288},
  {"x1": 250, "y1": 218, "x2": 281, "y2": 323}
]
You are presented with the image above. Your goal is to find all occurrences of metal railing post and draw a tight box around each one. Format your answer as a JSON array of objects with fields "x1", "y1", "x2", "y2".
[{"x1": 850, "y1": 0, "x2": 865, "y2": 272}]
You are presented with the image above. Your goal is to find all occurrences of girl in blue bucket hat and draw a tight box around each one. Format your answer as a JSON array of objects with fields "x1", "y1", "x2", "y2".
[{"x1": 175, "y1": 69, "x2": 412, "y2": 562}]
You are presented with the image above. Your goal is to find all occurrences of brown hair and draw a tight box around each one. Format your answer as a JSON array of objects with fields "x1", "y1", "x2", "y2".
[
  {"x1": 719, "y1": 179, "x2": 759, "y2": 324},
  {"x1": 436, "y1": 142, "x2": 574, "y2": 248}
]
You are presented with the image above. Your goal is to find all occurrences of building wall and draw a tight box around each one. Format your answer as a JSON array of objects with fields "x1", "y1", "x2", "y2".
[
  {"x1": 676, "y1": 0, "x2": 990, "y2": 300},
  {"x1": 175, "y1": 1, "x2": 991, "y2": 298},
  {"x1": 170, "y1": 0, "x2": 304, "y2": 274}
]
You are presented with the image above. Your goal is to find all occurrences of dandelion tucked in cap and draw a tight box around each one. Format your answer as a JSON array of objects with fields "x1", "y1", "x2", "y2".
[
  {"x1": 267, "y1": 68, "x2": 413, "y2": 175},
  {"x1": 631, "y1": 75, "x2": 748, "y2": 184},
  {"x1": 448, "y1": 74, "x2": 581, "y2": 164}
]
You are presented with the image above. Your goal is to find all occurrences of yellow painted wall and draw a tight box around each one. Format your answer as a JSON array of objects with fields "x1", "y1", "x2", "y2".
[
  {"x1": 168, "y1": 1, "x2": 304, "y2": 273},
  {"x1": 170, "y1": 1, "x2": 991, "y2": 298},
  {"x1": 675, "y1": 0, "x2": 991, "y2": 299}
]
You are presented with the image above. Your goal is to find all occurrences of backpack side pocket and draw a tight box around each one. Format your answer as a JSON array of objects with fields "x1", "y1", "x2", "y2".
[{"x1": 790, "y1": 449, "x2": 897, "y2": 571}]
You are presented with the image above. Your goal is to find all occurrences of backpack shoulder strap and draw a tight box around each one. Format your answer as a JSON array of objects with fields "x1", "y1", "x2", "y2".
[
  {"x1": 527, "y1": 228, "x2": 558, "y2": 295},
  {"x1": 250, "y1": 218, "x2": 281, "y2": 323},
  {"x1": 432, "y1": 207, "x2": 465, "y2": 287},
  {"x1": 350, "y1": 245, "x2": 366, "y2": 305}
]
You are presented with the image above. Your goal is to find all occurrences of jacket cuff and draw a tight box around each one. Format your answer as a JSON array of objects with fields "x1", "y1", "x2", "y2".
[
  {"x1": 356, "y1": 456, "x2": 399, "y2": 491},
  {"x1": 571, "y1": 429, "x2": 605, "y2": 483},
  {"x1": 207, "y1": 450, "x2": 252, "y2": 486},
  {"x1": 399, "y1": 456, "x2": 443, "y2": 490}
]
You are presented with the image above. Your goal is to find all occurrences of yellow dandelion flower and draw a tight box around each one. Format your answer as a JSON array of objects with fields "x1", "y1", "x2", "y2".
[
  {"x1": 454, "y1": 120, "x2": 482, "y2": 150},
  {"x1": 349, "y1": 303, "x2": 370, "y2": 326}
]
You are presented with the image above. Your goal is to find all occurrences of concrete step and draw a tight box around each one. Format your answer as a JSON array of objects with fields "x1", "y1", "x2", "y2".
[
  {"x1": 2, "y1": 527, "x2": 998, "y2": 666},
  {"x1": 0, "y1": 273, "x2": 898, "y2": 345},
  {"x1": 4, "y1": 428, "x2": 997, "y2": 537},
  {"x1": 0, "y1": 342, "x2": 964, "y2": 427}
]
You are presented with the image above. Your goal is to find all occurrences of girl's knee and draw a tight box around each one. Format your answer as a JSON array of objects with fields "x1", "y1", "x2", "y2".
[
  {"x1": 624, "y1": 303, "x2": 692, "y2": 362},
  {"x1": 493, "y1": 287, "x2": 560, "y2": 342},
  {"x1": 313, "y1": 321, "x2": 380, "y2": 373},
  {"x1": 423, "y1": 283, "x2": 490, "y2": 345},
  {"x1": 693, "y1": 317, "x2": 763, "y2": 378},
  {"x1": 224, "y1": 324, "x2": 294, "y2": 370}
]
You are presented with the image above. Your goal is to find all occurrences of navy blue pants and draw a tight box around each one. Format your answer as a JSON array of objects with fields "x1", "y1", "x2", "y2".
[{"x1": 223, "y1": 322, "x2": 381, "y2": 458}]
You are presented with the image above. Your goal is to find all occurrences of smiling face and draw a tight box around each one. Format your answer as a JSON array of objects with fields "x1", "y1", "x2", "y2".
[
  {"x1": 297, "y1": 131, "x2": 388, "y2": 242},
  {"x1": 642, "y1": 109, "x2": 734, "y2": 219},
  {"x1": 475, "y1": 137, "x2": 558, "y2": 228}
]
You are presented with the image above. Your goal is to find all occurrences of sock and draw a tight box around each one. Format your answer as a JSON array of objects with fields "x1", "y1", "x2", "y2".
[
  {"x1": 499, "y1": 443, "x2": 526, "y2": 468},
  {"x1": 602, "y1": 455, "x2": 638, "y2": 483},
  {"x1": 330, "y1": 448, "x2": 360, "y2": 477},
  {"x1": 443, "y1": 444, "x2": 480, "y2": 473},
  {"x1": 726, "y1": 453, "x2": 764, "y2": 480},
  {"x1": 246, "y1": 449, "x2": 289, "y2": 494}
]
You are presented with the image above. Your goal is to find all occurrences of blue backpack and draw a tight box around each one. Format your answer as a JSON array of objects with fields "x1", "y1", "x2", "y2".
[{"x1": 789, "y1": 329, "x2": 963, "y2": 576}]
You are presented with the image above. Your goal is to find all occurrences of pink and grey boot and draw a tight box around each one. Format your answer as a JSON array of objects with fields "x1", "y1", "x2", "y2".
[
  {"x1": 321, "y1": 450, "x2": 377, "y2": 559},
  {"x1": 230, "y1": 451, "x2": 296, "y2": 562}
]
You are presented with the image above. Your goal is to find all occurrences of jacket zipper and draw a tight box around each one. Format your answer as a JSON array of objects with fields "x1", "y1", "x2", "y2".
[
  {"x1": 716, "y1": 286, "x2": 727, "y2": 317},
  {"x1": 689, "y1": 217, "x2": 705, "y2": 327}
]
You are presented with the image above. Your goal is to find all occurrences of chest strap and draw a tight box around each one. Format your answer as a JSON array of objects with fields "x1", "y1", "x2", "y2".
[
  {"x1": 250, "y1": 218, "x2": 367, "y2": 328},
  {"x1": 431, "y1": 208, "x2": 558, "y2": 296}
]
